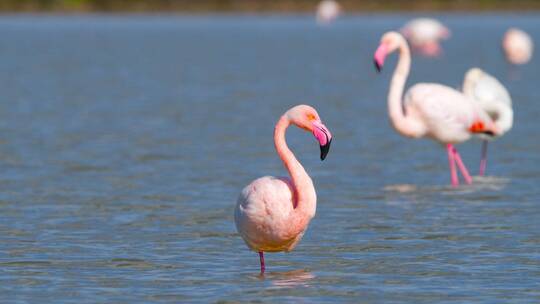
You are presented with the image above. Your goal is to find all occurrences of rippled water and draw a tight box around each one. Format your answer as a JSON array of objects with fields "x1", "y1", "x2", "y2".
[{"x1": 0, "y1": 14, "x2": 539, "y2": 303}]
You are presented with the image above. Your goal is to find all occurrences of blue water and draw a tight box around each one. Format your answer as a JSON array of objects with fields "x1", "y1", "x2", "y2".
[{"x1": 0, "y1": 14, "x2": 539, "y2": 303}]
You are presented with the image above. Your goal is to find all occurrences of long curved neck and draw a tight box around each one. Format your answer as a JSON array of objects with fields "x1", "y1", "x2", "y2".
[
  {"x1": 274, "y1": 116, "x2": 316, "y2": 217},
  {"x1": 387, "y1": 38, "x2": 424, "y2": 138}
]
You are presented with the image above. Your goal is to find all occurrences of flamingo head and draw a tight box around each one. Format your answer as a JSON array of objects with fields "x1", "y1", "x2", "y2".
[
  {"x1": 287, "y1": 105, "x2": 333, "y2": 160},
  {"x1": 374, "y1": 31, "x2": 404, "y2": 72}
]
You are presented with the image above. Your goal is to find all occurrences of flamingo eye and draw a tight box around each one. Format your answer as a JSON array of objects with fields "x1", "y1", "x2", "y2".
[{"x1": 307, "y1": 113, "x2": 316, "y2": 121}]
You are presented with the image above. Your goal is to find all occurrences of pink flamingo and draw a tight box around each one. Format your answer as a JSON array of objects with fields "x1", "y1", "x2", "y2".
[
  {"x1": 373, "y1": 31, "x2": 499, "y2": 186},
  {"x1": 503, "y1": 28, "x2": 534, "y2": 65},
  {"x1": 400, "y1": 18, "x2": 451, "y2": 57},
  {"x1": 234, "y1": 105, "x2": 332, "y2": 273},
  {"x1": 502, "y1": 27, "x2": 534, "y2": 64},
  {"x1": 316, "y1": 0, "x2": 341, "y2": 25},
  {"x1": 462, "y1": 68, "x2": 513, "y2": 176}
]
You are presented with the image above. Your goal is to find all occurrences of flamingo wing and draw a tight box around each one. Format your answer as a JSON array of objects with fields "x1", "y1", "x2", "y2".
[{"x1": 235, "y1": 176, "x2": 303, "y2": 252}]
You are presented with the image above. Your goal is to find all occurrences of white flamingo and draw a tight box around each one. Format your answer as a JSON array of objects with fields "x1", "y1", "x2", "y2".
[
  {"x1": 503, "y1": 28, "x2": 534, "y2": 65},
  {"x1": 462, "y1": 68, "x2": 513, "y2": 176},
  {"x1": 316, "y1": 0, "x2": 341, "y2": 24},
  {"x1": 401, "y1": 18, "x2": 451, "y2": 57}
]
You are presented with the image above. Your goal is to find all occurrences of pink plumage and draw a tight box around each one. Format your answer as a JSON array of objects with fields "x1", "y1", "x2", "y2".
[
  {"x1": 401, "y1": 18, "x2": 451, "y2": 57},
  {"x1": 503, "y1": 28, "x2": 533, "y2": 65},
  {"x1": 316, "y1": 0, "x2": 341, "y2": 25}
]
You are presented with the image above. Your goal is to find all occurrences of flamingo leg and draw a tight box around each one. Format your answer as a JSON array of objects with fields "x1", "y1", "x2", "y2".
[
  {"x1": 479, "y1": 140, "x2": 488, "y2": 176},
  {"x1": 452, "y1": 146, "x2": 472, "y2": 185},
  {"x1": 259, "y1": 251, "x2": 265, "y2": 273},
  {"x1": 447, "y1": 144, "x2": 459, "y2": 187}
]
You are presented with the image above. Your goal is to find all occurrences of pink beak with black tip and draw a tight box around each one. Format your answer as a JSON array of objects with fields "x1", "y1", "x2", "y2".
[
  {"x1": 374, "y1": 44, "x2": 388, "y2": 72},
  {"x1": 312, "y1": 120, "x2": 332, "y2": 160}
]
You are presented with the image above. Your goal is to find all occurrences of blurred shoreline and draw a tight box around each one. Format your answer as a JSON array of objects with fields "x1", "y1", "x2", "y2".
[{"x1": 1, "y1": 0, "x2": 539, "y2": 13}]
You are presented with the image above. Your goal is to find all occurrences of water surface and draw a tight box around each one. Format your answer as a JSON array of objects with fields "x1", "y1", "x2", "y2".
[{"x1": 0, "y1": 14, "x2": 539, "y2": 303}]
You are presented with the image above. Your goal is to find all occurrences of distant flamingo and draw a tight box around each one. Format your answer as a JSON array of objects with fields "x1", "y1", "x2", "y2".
[
  {"x1": 316, "y1": 0, "x2": 341, "y2": 25},
  {"x1": 462, "y1": 68, "x2": 513, "y2": 176},
  {"x1": 503, "y1": 28, "x2": 533, "y2": 65},
  {"x1": 400, "y1": 18, "x2": 450, "y2": 57},
  {"x1": 235, "y1": 105, "x2": 332, "y2": 273},
  {"x1": 373, "y1": 31, "x2": 499, "y2": 186}
]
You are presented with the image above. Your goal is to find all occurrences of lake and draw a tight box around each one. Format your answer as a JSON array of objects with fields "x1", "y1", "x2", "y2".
[{"x1": 0, "y1": 14, "x2": 539, "y2": 303}]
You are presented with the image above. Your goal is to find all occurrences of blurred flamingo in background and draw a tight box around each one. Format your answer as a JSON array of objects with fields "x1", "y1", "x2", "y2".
[
  {"x1": 401, "y1": 18, "x2": 450, "y2": 57},
  {"x1": 316, "y1": 0, "x2": 341, "y2": 24},
  {"x1": 462, "y1": 68, "x2": 513, "y2": 176},
  {"x1": 235, "y1": 105, "x2": 332, "y2": 273},
  {"x1": 503, "y1": 28, "x2": 533, "y2": 65},
  {"x1": 373, "y1": 32, "x2": 499, "y2": 186}
]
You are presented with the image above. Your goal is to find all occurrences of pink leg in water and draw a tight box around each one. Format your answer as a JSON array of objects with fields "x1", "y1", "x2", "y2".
[
  {"x1": 259, "y1": 251, "x2": 265, "y2": 273},
  {"x1": 479, "y1": 140, "x2": 488, "y2": 176},
  {"x1": 447, "y1": 144, "x2": 459, "y2": 186},
  {"x1": 452, "y1": 146, "x2": 472, "y2": 185}
]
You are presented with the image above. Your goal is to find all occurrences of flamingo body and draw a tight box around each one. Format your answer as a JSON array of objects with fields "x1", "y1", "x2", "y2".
[
  {"x1": 316, "y1": 0, "x2": 341, "y2": 24},
  {"x1": 401, "y1": 18, "x2": 450, "y2": 56},
  {"x1": 503, "y1": 28, "x2": 533, "y2": 65},
  {"x1": 404, "y1": 83, "x2": 493, "y2": 144},
  {"x1": 235, "y1": 176, "x2": 314, "y2": 253}
]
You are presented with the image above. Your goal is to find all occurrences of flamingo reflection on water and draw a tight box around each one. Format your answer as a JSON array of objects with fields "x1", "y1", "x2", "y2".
[
  {"x1": 373, "y1": 31, "x2": 499, "y2": 186},
  {"x1": 235, "y1": 105, "x2": 332, "y2": 273}
]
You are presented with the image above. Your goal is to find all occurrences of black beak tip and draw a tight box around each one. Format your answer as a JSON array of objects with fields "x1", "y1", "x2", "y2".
[
  {"x1": 374, "y1": 59, "x2": 382, "y2": 73},
  {"x1": 319, "y1": 138, "x2": 332, "y2": 161},
  {"x1": 483, "y1": 131, "x2": 495, "y2": 137}
]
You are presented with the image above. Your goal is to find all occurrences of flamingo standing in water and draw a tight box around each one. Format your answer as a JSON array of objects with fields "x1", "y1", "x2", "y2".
[
  {"x1": 462, "y1": 68, "x2": 513, "y2": 176},
  {"x1": 400, "y1": 18, "x2": 451, "y2": 57},
  {"x1": 503, "y1": 28, "x2": 534, "y2": 65},
  {"x1": 373, "y1": 31, "x2": 499, "y2": 186},
  {"x1": 235, "y1": 105, "x2": 332, "y2": 273},
  {"x1": 316, "y1": 0, "x2": 341, "y2": 25}
]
